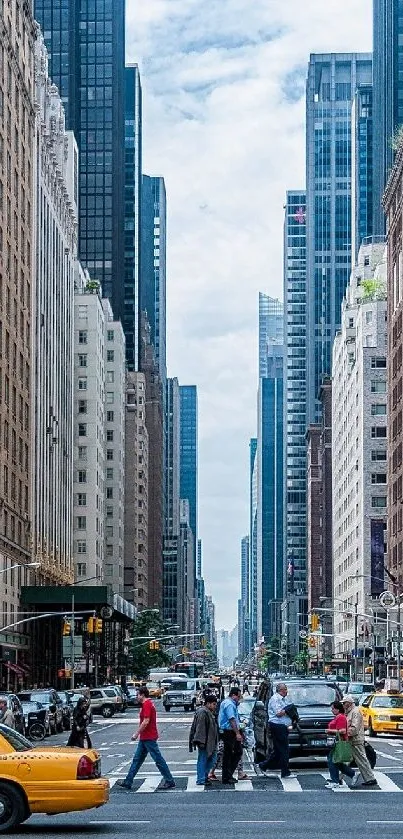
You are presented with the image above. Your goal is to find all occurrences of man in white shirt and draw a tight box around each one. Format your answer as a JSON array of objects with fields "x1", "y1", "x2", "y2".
[{"x1": 256, "y1": 683, "x2": 293, "y2": 778}]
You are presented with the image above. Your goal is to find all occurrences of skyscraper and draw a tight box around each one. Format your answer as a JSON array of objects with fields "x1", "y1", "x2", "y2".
[
  {"x1": 238, "y1": 536, "x2": 250, "y2": 662},
  {"x1": 305, "y1": 53, "x2": 372, "y2": 424},
  {"x1": 34, "y1": 0, "x2": 126, "y2": 312},
  {"x1": 179, "y1": 386, "x2": 198, "y2": 557},
  {"x1": 372, "y1": 0, "x2": 403, "y2": 237},
  {"x1": 257, "y1": 296, "x2": 284, "y2": 641},
  {"x1": 283, "y1": 192, "x2": 307, "y2": 599},
  {"x1": 124, "y1": 65, "x2": 142, "y2": 371},
  {"x1": 249, "y1": 438, "x2": 258, "y2": 649},
  {"x1": 351, "y1": 84, "x2": 374, "y2": 262},
  {"x1": 141, "y1": 176, "x2": 167, "y2": 383}
]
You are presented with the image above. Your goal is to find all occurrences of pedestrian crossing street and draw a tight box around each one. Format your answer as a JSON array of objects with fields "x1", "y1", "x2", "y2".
[{"x1": 109, "y1": 769, "x2": 403, "y2": 794}]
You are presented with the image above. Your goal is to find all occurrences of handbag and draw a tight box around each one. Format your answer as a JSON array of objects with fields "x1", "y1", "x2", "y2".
[
  {"x1": 365, "y1": 741, "x2": 377, "y2": 769},
  {"x1": 332, "y1": 733, "x2": 353, "y2": 765}
]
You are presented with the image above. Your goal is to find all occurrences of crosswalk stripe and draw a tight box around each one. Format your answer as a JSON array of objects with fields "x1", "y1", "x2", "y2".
[
  {"x1": 374, "y1": 771, "x2": 402, "y2": 791},
  {"x1": 279, "y1": 775, "x2": 303, "y2": 792},
  {"x1": 236, "y1": 779, "x2": 254, "y2": 791},
  {"x1": 186, "y1": 776, "x2": 205, "y2": 792},
  {"x1": 135, "y1": 777, "x2": 162, "y2": 793}
]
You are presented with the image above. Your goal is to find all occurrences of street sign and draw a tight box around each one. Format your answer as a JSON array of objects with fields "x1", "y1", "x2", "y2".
[
  {"x1": 62, "y1": 636, "x2": 83, "y2": 657},
  {"x1": 380, "y1": 591, "x2": 396, "y2": 609},
  {"x1": 299, "y1": 630, "x2": 307, "y2": 639}
]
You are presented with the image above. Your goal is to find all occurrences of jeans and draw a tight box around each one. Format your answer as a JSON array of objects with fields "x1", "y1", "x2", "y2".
[
  {"x1": 260, "y1": 723, "x2": 290, "y2": 777},
  {"x1": 196, "y1": 748, "x2": 217, "y2": 784},
  {"x1": 327, "y1": 750, "x2": 355, "y2": 783},
  {"x1": 125, "y1": 739, "x2": 174, "y2": 786},
  {"x1": 221, "y1": 731, "x2": 243, "y2": 783}
]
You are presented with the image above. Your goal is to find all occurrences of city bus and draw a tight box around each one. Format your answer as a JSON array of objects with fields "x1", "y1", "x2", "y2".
[{"x1": 170, "y1": 662, "x2": 204, "y2": 679}]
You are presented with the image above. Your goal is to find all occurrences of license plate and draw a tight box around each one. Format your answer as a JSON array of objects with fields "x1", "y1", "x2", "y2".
[{"x1": 310, "y1": 739, "x2": 325, "y2": 747}]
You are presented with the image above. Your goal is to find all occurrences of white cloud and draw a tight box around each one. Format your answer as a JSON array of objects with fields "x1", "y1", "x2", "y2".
[{"x1": 126, "y1": 0, "x2": 371, "y2": 629}]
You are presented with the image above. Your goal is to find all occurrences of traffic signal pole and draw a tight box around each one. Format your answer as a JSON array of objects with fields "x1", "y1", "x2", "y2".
[{"x1": 70, "y1": 594, "x2": 75, "y2": 691}]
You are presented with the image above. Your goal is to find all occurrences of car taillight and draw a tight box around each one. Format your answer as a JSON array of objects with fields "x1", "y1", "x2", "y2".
[{"x1": 77, "y1": 755, "x2": 98, "y2": 780}]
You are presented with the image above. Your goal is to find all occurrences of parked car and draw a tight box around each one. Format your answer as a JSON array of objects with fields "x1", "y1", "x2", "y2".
[
  {"x1": 57, "y1": 691, "x2": 73, "y2": 730},
  {"x1": 18, "y1": 690, "x2": 64, "y2": 735},
  {"x1": 0, "y1": 723, "x2": 108, "y2": 832},
  {"x1": 0, "y1": 694, "x2": 25, "y2": 735},
  {"x1": 163, "y1": 679, "x2": 202, "y2": 712},
  {"x1": 21, "y1": 701, "x2": 50, "y2": 740},
  {"x1": 252, "y1": 678, "x2": 342, "y2": 762},
  {"x1": 106, "y1": 686, "x2": 126, "y2": 712},
  {"x1": 88, "y1": 688, "x2": 120, "y2": 718},
  {"x1": 146, "y1": 682, "x2": 163, "y2": 699}
]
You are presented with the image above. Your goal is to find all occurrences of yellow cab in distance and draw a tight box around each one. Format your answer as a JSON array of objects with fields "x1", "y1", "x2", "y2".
[
  {"x1": 146, "y1": 681, "x2": 163, "y2": 698},
  {"x1": 360, "y1": 690, "x2": 403, "y2": 735},
  {"x1": 0, "y1": 723, "x2": 109, "y2": 833}
]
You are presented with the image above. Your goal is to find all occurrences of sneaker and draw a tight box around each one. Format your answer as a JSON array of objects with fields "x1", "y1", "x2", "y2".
[
  {"x1": 325, "y1": 781, "x2": 341, "y2": 790},
  {"x1": 116, "y1": 780, "x2": 131, "y2": 790},
  {"x1": 160, "y1": 780, "x2": 176, "y2": 790},
  {"x1": 362, "y1": 779, "x2": 378, "y2": 787},
  {"x1": 208, "y1": 772, "x2": 219, "y2": 781},
  {"x1": 350, "y1": 772, "x2": 361, "y2": 788}
]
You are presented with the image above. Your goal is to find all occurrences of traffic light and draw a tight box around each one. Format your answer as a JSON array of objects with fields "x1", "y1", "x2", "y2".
[
  {"x1": 87, "y1": 616, "x2": 95, "y2": 633},
  {"x1": 62, "y1": 621, "x2": 71, "y2": 636},
  {"x1": 95, "y1": 618, "x2": 103, "y2": 634},
  {"x1": 154, "y1": 640, "x2": 160, "y2": 650},
  {"x1": 311, "y1": 613, "x2": 319, "y2": 631},
  {"x1": 308, "y1": 635, "x2": 316, "y2": 647},
  {"x1": 149, "y1": 640, "x2": 156, "y2": 650}
]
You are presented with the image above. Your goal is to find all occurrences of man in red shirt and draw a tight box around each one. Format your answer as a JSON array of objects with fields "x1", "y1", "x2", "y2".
[{"x1": 117, "y1": 687, "x2": 175, "y2": 790}]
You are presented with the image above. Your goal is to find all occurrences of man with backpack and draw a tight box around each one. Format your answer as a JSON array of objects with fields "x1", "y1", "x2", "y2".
[{"x1": 189, "y1": 694, "x2": 218, "y2": 786}]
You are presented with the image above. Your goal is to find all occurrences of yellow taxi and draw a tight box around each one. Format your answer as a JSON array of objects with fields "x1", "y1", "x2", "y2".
[
  {"x1": 146, "y1": 681, "x2": 163, "y2": 698},
  {"x1": 0, "y1": 723, "x2": 109, "y2": 832},
  {"x1": 360, "y1": 691, "x2": 403, "y2": 735}
]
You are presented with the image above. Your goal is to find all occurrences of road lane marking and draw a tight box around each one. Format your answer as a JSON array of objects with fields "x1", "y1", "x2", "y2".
[
  {"x1": 368, "y1": 821, "x2": 403, "y2": 824},
  {"x1": 186, "y1": 776, "x2": 205, "y2": 792},
  {"x1": 280, "y1": 775, "x2": 303, "y2": 792},
  {"x1": 373, "y1": 750, "x2": 402, "y2": 763},
  {"x1": 135, "y1": 777, "x2": 163, "y2": 793},
  {"x1": 90, "y1": 821, "x2": 150, "y2": 825},
  {"x1": 234, "y1": 821, "x2": 285, "y2": 824},
  {"x1": 374, "y1": 771, "x2": 401, "y2": 791}
]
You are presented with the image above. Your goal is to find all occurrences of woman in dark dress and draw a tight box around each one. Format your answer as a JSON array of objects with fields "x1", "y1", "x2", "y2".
[{"x1": 67, "y1": 697, "x2": 92, "y2": 748}]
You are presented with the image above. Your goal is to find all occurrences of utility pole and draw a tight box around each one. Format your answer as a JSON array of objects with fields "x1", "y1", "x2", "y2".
[
  {"x1": 70, "y1": 593, "x2": 75, "y2": 691},
  {"x1": 353, "y1": 594, "x2": 358, "y2": 681},
  {"x1": 397, "y1": 595, "x2": 401, "y2": 693}
]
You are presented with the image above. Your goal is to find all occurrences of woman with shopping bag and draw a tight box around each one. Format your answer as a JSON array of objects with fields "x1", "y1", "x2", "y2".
[{"x1": 325, "y1": 700, "x2": 355, "y2": 789}]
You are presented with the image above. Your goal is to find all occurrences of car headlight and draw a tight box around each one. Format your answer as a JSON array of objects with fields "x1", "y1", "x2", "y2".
[
  {"x1": 376, "y1": 715, "x2": 390, "y2": 721},
  {"x1": 184, "y1": 693, "x2": 192, "y2": 699}
]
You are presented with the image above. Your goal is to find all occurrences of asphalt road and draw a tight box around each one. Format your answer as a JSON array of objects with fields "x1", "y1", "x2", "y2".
[{"x1": 18, "y1": 700, "x2": 403, "y2": 838}]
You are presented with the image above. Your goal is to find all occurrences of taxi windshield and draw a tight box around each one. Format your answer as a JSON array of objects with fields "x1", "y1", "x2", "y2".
[
  {"x1": 372, "y1": 696, "x2": 403, "y2": 709},
  {"x1": 0, "y1": 724, "x2": 31, "y2": 752}
]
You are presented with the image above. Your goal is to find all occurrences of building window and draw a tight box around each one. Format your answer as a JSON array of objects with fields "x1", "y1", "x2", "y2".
[
  {"x1": 106, "y1": 487, "x2": 113, "y2": 499},
  {"x1": 78, "y1": 446, "x2": 87, "y2": 460},
  {"x1": 106, "y1": 505, "x2": 113, "y2": 518},
  {"x1": 106, "y1": 468, "x2": 114, "y2": 480},
  {"x1": 76, "y1": 516, "x2": 87, "y2": 529},
  {"x1": 366, "y1": 311, "x2": 373, "y2": 324},
  {"x1": 77, "y1": 562, "x2": 87, "y2": 576},
  {"x1": 77, "y1": 541, "x2": 87, "y2": 554},
  {"x1": 78, "y1": 330, "x2": 87, "y2": 344},
  {"x1": 78, "y1": 354, "x2": 87, "y2": 367},
  {"x1": 78, "y1": 423, "x2": 87, "y2": 437},
  {"x1": 371, "y1": 496, "x2": 387, "y2": 508},
  {"x1": 106, "y1": 371, "x2": 114, "y2": 383},
  {"x1": 371, "y1": 474, "x2": 387, "y2": 484},
  {"x1": 78, "y1": 306, "x2": 87, "y2": 319},
  {"x1": 371, "y1": 426, "x2": 386, "y2": 438},
  {"x1": 106, "y1": 449, "x2": 113, "y2": 461},
  {"x1": 371, "y1": 357, "x2": 386, "y2": 368},
  {"x1": 106, "y1": 525, "x2": 113, "y2": 537},
  {"x1": 106, "y1": 430, "x2": 114, "y2": 442},
  {"x1": 371, "y1": 450, "x2": 387, "y2": 461},
  {"x1": 371, "y1": 404, "x2": 386, "y2": 415},
  {"x1": 106, "y1": 392, "x2": 114, "y2": 404},
  {"x1": 106, "y1": 546, "x2": 113, "y2": 557},
  {"x1": 107, "y1": 350, "x2": 114, "y2": 362},
  {"x1": 371, "y1": 381, "x2": 386, "y2": 393},
  {"x1": 106, "y1": 411, "x2": 114, "y2": 422},
  {"x1": 77, "y1": 493, "x2": 87, "y2": 505},
  {"x1": 78, "y1": 400, "x2": 87, "y2": 414},
  {"x1": 107, "y1": 330, "x2": 114, "y2": 341},
  {"x1": 78, "y1": 378, "x2": 87, "y2": 390},
  {"x1": 78, "y1": 470, "x2": 87, "y2": 483}
]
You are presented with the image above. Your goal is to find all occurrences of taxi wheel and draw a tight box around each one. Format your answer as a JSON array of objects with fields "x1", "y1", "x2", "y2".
[
  {"x1": 368, "y1": 722, "x2": 377, "y2": 737},
  {"x1": 0, "y1": 783, "x2": 26, "y2": 833}
]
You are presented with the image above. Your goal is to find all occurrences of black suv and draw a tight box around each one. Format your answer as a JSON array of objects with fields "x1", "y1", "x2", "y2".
[{"x1": 252, "y1": 678, "x2": 342, "y2": 762}]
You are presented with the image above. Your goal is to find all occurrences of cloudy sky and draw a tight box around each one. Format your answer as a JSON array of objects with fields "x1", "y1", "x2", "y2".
[{"x1": 126, "y1": 0, "x2": 371, "y2": 630}]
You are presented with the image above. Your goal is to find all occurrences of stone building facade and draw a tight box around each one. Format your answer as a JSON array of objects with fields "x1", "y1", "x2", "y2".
[{"x1": 124, "y1": 371, "x2": 149, "y2": 609}]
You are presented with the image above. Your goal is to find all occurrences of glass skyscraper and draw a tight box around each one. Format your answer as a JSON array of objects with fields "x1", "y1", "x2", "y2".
[
  {"x1": 249, "y1": 437, "x2": 258, "y2": 650},
  {"x1": 141, "y1": 176, "x2": 167, "y2": 383},
  {"x1": 351, "y1": 84, "x2": 374, "y2": 262},
  {"x1": 179, "y1": 386, "x2": 198, "y2": 563},
  {"x1": 34, "y1": 0, "x2": 125, "y2": 311},
  {"x1": 257, "y1": 297, "x2": 284, "y2": 641},
  {"x1": 373, "y1": 0, "x2": 403, "y2": 236},
  {"x1": 124, "y1": 64, "x2": 142, "y2": 371},
  {"x1": 305, "y1": 53, "x2": 372, "y2": 424},
  {"x1": 283, "y1": 192, "x2": 307, "y2": 597}
]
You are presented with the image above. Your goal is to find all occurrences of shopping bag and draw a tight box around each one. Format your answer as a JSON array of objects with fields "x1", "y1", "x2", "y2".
[{"x1": 332, "y1": 734, "x2": 353, "y2": 765}]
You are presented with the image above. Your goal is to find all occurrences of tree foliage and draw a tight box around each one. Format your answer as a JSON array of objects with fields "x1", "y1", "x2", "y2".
[{"x1": 128, "y1": 611, "x2": 172, "y2": 678}]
